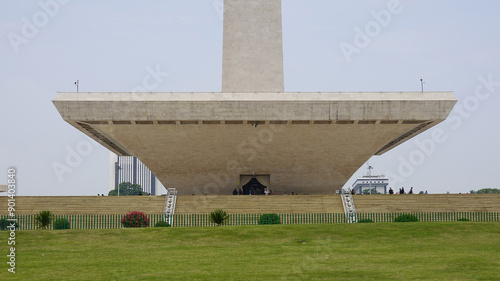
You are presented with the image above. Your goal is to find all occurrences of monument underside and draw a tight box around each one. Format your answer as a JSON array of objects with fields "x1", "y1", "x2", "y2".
[{"x1": 53, "y1": 92, "x2": 456, "y2": 195}]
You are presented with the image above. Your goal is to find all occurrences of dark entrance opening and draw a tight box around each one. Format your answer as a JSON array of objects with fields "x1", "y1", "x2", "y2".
[{"x1": 242, "y1": 177, "x2": 267, "y2": 195}]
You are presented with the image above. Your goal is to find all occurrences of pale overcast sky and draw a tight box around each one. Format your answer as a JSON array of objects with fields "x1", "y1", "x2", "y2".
[{"x1": 1, "y1": 0, "x2": 500, "y2": 196}]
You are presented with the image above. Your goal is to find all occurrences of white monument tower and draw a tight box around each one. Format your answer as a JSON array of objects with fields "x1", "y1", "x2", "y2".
[{"x1": 222, "y1": 0, "x2": 284, "y2": 93}]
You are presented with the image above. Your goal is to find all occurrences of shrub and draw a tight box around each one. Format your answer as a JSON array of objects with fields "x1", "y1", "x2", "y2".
[
  {"x1": 53, "y1": 218, "x2": 71, "y2": 230},
  {"x1": 258, "y1": 213, "x2": 281, "y2": 225},
  {"x1": 121, "y1": 211, "x2": 150, "y2": 228},
  {"x1": 35, "y1": 211, "x2": 53, "y2": 229},
  {"x1": 358, "y1": 219, "x2": 374, "y2": 223},
  {"x1": 393, "y1": 214, "x2": 419, "y2": 222},
  {"x1": 155, "y1": 221, "x2": 171, "y2": 227},
  {"x1": 0, "y1": 217, "x2": 19, "y2": 231},
  {"x1": 209, "y1": 209, "x2": 229, "y2": 226},
  {"x1": 458, "y1": 218, "x2": 470, "y2": 221}
]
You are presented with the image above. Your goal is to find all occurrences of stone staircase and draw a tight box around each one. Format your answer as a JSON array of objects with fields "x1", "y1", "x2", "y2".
[
  {"x1": 0, "y1": 196, "x2": 166, "y2": 215},
  {"x1": 353, "y1": 194, "x2": 500, "y2": 213},
  {"x1": 174, "y1": 195, "x2": 344, "y2": 214},
  {"x1": 1, "y1": 194, "x2": 498, "y2": 216}
]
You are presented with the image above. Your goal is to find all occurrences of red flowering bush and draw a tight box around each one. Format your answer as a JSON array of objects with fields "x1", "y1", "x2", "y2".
[{"x1": 121, "y1": 211, "x2": 150, "y2": 228}]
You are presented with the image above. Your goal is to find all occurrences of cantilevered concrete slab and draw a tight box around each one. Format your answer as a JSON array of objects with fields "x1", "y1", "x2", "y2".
[
  {"x1": 53, "y1": 91, "x2": 456, "y2": 195},
  {"x1": 53, "y1": 0, "x2": 456, "y2": 195}
]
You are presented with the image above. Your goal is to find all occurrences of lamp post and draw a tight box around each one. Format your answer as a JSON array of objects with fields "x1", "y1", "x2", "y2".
[{"x1": 368, "y1": 165, "x2": 373, "y2": 195}]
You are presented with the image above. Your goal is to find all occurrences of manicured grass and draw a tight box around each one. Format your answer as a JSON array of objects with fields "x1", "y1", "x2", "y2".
[{"x1": 1, "y1": 222, "x2": 499, "y2": 280}]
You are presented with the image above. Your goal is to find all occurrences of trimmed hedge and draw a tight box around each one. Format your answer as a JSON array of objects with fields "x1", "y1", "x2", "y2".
[
  {"x1": 258, "y1": 213, "x2": 281, "y2": 225},
  {"x1": 0, "y1": 218, "x2": 18, "y2": 231},
  {"x1": 155, "y1": 221, "x2": 171, "y2": 227},
  {"x1": 53, "y1": 218, "x2": 71, "y2": 230},
  {"x1": 393, "y1": 214, "x2": 419, "y2": 222}
]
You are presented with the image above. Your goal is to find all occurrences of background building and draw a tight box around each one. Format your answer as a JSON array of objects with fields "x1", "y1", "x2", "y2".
[
  {"x1": 109, "y1": 153, "x2": 164, "y2": 195},
  {"x1": 352, "y1": 175, "x2": 389, "y2": 195}
]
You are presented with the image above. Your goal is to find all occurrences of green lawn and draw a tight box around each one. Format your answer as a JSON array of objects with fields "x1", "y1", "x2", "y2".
[{"x1": 1, "y1": 222, "x2": 499, "y2": 280}]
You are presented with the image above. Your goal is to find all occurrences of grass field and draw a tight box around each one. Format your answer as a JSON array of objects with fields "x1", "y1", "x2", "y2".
[{"x1": 1, "y1": 222, "x2": 499, "y2": 280}]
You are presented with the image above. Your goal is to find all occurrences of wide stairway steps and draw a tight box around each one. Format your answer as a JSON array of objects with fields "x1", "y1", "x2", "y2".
[
  {"x1": 0, "y1": 196, "x2": 166, "y2": 215},
  {"x1": 353, "y1": 194, "x2": 500, "y2": 213},
  {"x1": 175, "y1": 195, "x2": 344, "y2": 214},
  {"x1": 1, "y1": 194, "x2": 498, "y2": 216}
]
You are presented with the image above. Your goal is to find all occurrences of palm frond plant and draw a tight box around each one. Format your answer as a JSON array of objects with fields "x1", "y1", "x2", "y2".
[
  {"x1": 209, "y1": 209, "x2": 229, "y2": 226},
  {"x1": 35, "y1": 211, "x2": 53, "y2": 229}
]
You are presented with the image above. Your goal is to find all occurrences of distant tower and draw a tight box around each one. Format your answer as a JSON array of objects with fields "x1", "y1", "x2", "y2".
[{"x1": 109, "y1": 152, "x2": 164, "y2": 195}]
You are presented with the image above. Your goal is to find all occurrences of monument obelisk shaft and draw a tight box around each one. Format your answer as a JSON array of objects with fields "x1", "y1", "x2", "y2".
[{"x1": 222, "y1": 0, "x2": 284, "y2": 93}]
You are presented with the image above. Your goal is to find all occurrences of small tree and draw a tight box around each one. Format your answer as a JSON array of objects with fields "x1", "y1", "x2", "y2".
[
  {"x1": 35, "y1": 211, "x2": 53, "y2": 229},
  {"x1": 209, "y1": 209, "x2": 229, "y2": 226},
  {"x1": 108, "y1": 182, "x2": 143, "y2": 196},
  {"x1": 470, "y1": 188, "x2": 500, "y2": 194}
]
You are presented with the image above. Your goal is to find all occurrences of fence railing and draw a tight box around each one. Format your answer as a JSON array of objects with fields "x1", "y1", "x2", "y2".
[
  {"x1": 1, "y1": 212, "x2": 498, "y2": 230},
  {"x1": 0, "y1": 214, "x2": 166, "y2": 231},
  {"x1": 356, "y1": 212, "x2": 500, "y2": 223}
]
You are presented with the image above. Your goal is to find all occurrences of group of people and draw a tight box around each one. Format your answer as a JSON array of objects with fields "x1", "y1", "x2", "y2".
[
  {"x1": 388, "y1": 187, "x2": 426, "y2": 194},
  {"x1": 233, "y1": 188, "x2": 270, "y2": 195},
  {"x1": 98, "y1": 192, "x2": 152, "y2": 196},
  {"x1": 388, "y1": 187, "x2": 410, "y2": 194},
  {"x1": 388, "y1": 187, "x2": 411, "y2": 194}
]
